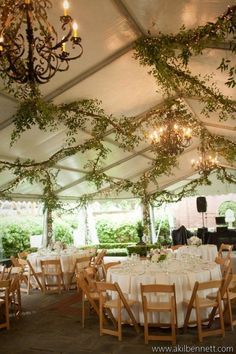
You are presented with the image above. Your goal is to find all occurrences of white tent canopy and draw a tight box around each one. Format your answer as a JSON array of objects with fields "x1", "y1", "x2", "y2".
[{"x1": 0, "y1": 0, "x2": 235, "y2": 203}]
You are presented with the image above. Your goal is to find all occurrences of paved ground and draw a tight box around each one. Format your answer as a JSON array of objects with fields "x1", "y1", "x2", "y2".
[
  {"x1": 0, "y1": 287, "x2": 235, "y2": 354},
  {"x1": 0, "y1": 253, "x2": 235, "y2": 354}
]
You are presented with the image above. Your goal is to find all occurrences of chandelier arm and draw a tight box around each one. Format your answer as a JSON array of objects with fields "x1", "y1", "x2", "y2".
[{"x1": 0, "y1": 0, "x2": 83, "y2": 87}]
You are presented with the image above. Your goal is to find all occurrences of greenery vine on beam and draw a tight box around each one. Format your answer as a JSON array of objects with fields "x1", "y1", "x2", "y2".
[
  {"x1": 0, "y1": 6, "x2": 235, "y2": 213},
  {"x1": 134, "y1": 5, "x2": 236, "y2": 121}
]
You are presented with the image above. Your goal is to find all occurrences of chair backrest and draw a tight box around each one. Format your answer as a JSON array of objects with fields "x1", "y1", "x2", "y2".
[
  {"x1": 102, "y1": 261, "x2": 121, "y2": 278},
  {"x1": 0, "y1": 279, "x2": 11, "y2": 298},
  {"x1": 10, "y1": 256, "x2": 20, "y2": 267},
  {"x1": 197, "y1": 279, "x2": 222, "y2": 292},
  {"x1": 0, "y1": 265, "x2": 6, "y2": 280},
  {"x1": 190, "y1": 280, "x2": 223, "y2": 306},
  {"x1": 140, "y1": 283, "x2": 176, "y2": 312},
  {"x1": 171, "y1": 245, "x2": 184, "y2": 251},
  {"x1": 94, "y1": 249, "x2": 107, "y2": 266},
  {"x1": 218, "y1": 243, "x2": 233, "y2": 258},
  {"x1": 141, "y1": 283, "x2": 176, "y2": 294},
  {"x1": 18, "y1": 258, "x2": 28, "y2": 268},
  {"x1": 75, "y1": 256, "x2": 91, "y2": 273},
  {"x1": 41, "y1": 259, "x2": 62, "y2": 274},
  {"x1": 76, "y1": 271, "x2": 99, "y2": 315},
  {"x1": 18, "y1": 251, "x2": 28, "y2": 259}
]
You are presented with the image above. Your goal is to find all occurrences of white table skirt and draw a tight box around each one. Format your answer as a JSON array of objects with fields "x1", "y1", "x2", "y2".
[
  {"x1": 175, "y1": 245, "x2": 218, "y2": 262},
  {"x1": 107, "y1": 258, "x2": 221, "y2": 328},
  {"x1": 28, "y1": 250, "x2": 92, "y2": 286}
]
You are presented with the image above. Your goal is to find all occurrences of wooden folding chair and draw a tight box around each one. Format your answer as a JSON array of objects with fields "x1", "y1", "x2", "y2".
[
  {"x1": 207, "y1": 263, "x2": 236, "y2": 331},
  {"x1": 0, "y1": 279, "x2": 10, "y2": 330},
  {"x1": 218, "y1": 243, "x2": 233, "y2": 258},
  {"x1": 69, "y1": 256, "x2": 92, "y2": 289},
  {"x1": 171, "y1": 245, "x2": 184, "y2": 251},
  {"x1": 215, "y1": 256, "x2": 232, "y2": 276},
  {"x1": 41, "y1": 259, "x2": 65, "y2": 294},
  {"x1": 0, "y1": 265, "x2": 6, "y2": 280},
  {"x1": 86, "y1": 250, "x2": 107, "y2": 281},
  {"x1": 18, "y1": 251, "x2": 29, "y2": 260},
  {"x1": 140, "y1": 283, "x2": 177, "y2": 345},
  {"x1": 184, "y1": 279, "x2": 225, "y2": 342},
  {"x1": 8, "y1": 271, "x2": 22, "y2": 318},
  {"x1": 10, "y1": 256, "x2": 20, "y2": 267},
  {"x1": 96, "y1": 281, "x2": 139, "y2": 341},
  {"x1": 17, "y1": 258, "x2": 34, "y2": 294},
  {"x1": 76, "y1": 270, "x2": 100, "y2": 328},
  {"x1": 26, "y1": 259, "x2": 43, "y2": 292},
  {"x1": 101, "y1": 261, "x2": 121, "y2": 280}
]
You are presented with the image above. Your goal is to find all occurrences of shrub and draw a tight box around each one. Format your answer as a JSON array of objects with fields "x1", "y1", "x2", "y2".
[
  {"x1": 53, "y1": 220, "x2": 73, "y2": 245},
  {"x1": 98, "y1": 242, "x2": 135, "y2": 249},
  {"x1": 96, "y1": 220, "x2": 139, "y2": 243},
  {"x1": 155, "y1": 218, "x2": 170, "y2": 238},
  {"x1": 2, "y1": 223, "x2": 31, "y2": 257},
  {"x1": 127, "y1": 244, "x2": 159, "y2": 257},
  {"x1": 102, "y1": 248, "x2": 128, "y2": 257}
]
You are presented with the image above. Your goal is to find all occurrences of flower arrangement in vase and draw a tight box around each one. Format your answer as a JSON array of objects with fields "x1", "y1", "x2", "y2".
[{"x1": 187, "y1": 236, "x2": 202, "y2": 246}]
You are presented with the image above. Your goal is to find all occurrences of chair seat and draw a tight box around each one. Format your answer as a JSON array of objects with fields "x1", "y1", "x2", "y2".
[
  {"x1": 104, "y1": 298, "x2": 136, "y2": 309},
  {"x1": 146, "y1": 300, "x2": 172, "y2": 311},
  {"x1": 184, "y1": 297, "x2": 218, "y2": 308},
  {"x1": 207, "y1": 291, "x2": 236, "y2": 301},
  {"x1": 85, "y1": 291, "x2": 99, "y2": 300}
]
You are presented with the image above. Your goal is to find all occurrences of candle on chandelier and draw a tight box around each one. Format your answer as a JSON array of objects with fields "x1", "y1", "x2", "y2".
[
  {"x1": 63, "y1": 0, "x2": 69, "y2": 16},
  {"x1": 72, "y1": 22, "x2": 78, "y2": 38},
  {"x1": 0, "y1": 36, "x2": 3, "y2": 52},
  {"x1": 62, "y1": 38, "x2": 66, "y2": 52}
]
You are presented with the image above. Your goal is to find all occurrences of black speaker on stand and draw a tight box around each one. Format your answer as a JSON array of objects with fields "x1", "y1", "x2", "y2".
[{"x1": 196, "y1": 197, "x2": 208, "y2": 243}]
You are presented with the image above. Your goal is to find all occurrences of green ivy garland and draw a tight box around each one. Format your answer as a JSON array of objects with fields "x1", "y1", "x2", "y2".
[{"x1": 0, "y1": 6, "x2": 235, "y2": 215}]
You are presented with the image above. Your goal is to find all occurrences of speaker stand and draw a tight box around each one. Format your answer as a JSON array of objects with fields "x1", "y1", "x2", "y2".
[{"x1": 201, "y1": 212, "x2": 205, "y2": 228}]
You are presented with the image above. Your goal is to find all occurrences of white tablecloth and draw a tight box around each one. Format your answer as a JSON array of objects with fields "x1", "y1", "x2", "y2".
[
  {"x1": 107, "y1": 256, "x2": 221, "y2": 327},
  {"x1": 28, "y1": 249, "x2": 92, "y2": 286},
  {"x1": 175, "y1": 245, "x2": 218, "y2": 262}
]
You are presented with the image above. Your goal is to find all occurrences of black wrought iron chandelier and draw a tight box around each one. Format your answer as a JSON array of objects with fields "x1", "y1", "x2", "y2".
[
  {"x1": 150, "y1": 120, "x2": 192, "y2": 155},
  {"x1": 191, "y1": 134, "x2": 219, "y2": 174},
  {"x1": 0, "y1": 0, "x2": 83, "y2": 85}
]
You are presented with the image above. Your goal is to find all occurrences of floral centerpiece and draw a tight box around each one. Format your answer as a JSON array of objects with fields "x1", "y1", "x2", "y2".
[
  {"x1": 187, "y1": 236, "x2": 202, "y2": 246},
  {"x1": 150, "y1": 248, "x2": 172, "y2": 262},
  {"x1": 51, "y1": 241, "x2": 66, "y2": 251}
]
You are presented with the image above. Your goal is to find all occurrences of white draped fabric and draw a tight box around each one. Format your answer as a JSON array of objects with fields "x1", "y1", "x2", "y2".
[
  {"x1": 175, "y1": 245, "x2": 218, "y2": 262},
  {"x1": 107, "y1": 256, "x2": 221, "y2": 328}
]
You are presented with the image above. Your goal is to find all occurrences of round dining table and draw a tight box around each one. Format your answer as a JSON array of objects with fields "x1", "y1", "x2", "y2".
[
  {"x1": 107, "y1": 255, "x2": 221, "y2": 327},
  {"x1": 175, "y1": 244, "x2": 218, "y2": 262},
  {"x1": 28, "y1": 248, "x2": 94, "y2": 287}
]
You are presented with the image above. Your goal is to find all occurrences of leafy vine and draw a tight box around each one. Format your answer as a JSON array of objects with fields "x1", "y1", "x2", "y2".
[{"x1": 0, "y1": 5, "x2": 235, "y2": 218}]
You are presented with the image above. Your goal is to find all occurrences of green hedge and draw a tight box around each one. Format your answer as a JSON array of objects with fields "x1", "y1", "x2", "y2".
[
  {"x1": 127, "y1": 244, "x2": 160, "y2": 257},
  {"x1": 99, "y1": 242, "x2": 135, "y2": 249},
  {"x1": 102, "y1": 248, "x2": 128, "y2": 257},
  {"x1": 96, "y1": 220, "x2": 139, "y2": 243}
]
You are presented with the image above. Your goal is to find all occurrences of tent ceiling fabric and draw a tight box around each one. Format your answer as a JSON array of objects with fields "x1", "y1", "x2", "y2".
[{"x1": 0, "y1": 0, "x2": 235, "y2": 202}]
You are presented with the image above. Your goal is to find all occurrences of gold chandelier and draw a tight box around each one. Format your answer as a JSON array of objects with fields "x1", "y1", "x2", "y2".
[
  {"x1": 150, "y1": 121, "x2": 192, "y2": 155},
  {"x1": 0, "y1": 0, "x2": 83, "y2": 85}
]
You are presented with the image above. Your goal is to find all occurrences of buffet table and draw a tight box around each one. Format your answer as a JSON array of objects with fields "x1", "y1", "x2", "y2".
[
  {"x1": 28, "y1": 248, "x2": 94, "y2": 287},
  {"x1": 175, "y1": 244, "x2": 218, "y2": 262},
  {"x1": 107, "y1": 256, "x2": 221, "y2": 327}
]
